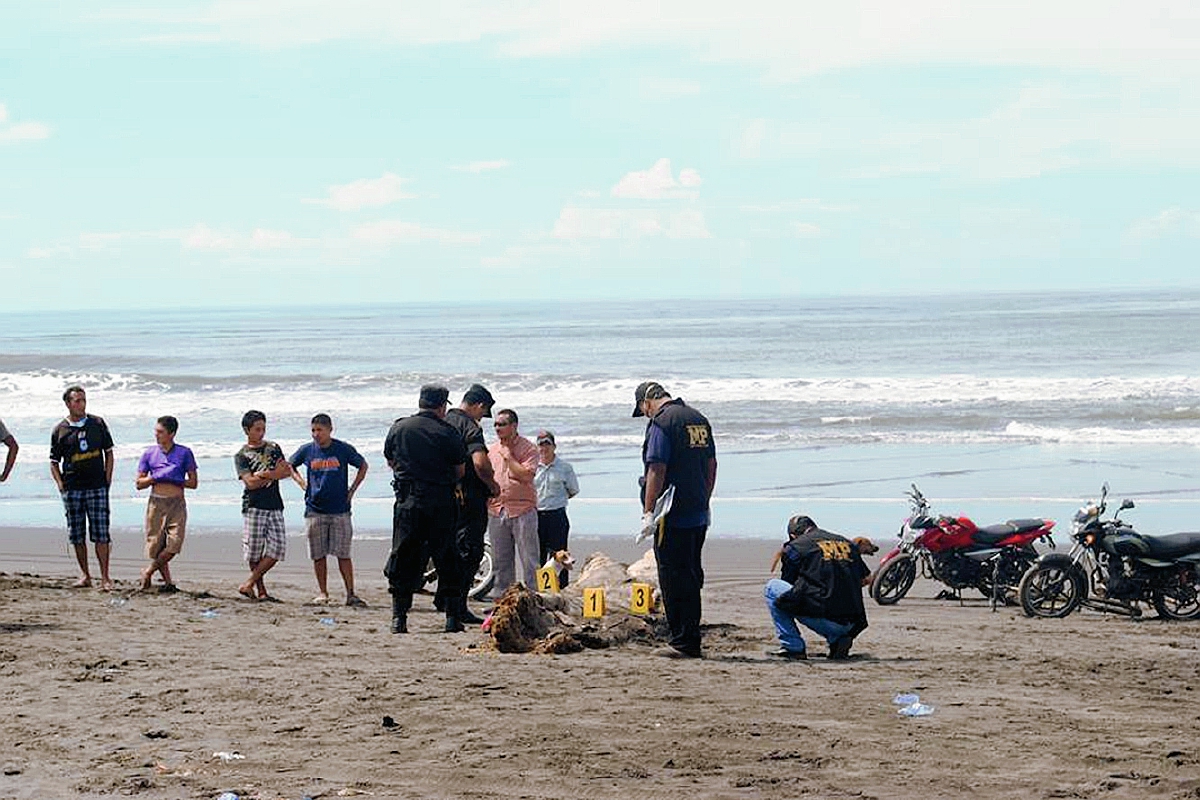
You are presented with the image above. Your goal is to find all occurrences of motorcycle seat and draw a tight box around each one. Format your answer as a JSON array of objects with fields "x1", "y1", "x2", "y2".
[
  {"x1": 1007, "y1": 518, "x2": 1048, "y2": 534},
  {"x1": 975, "y1": 519, "x2": 1047, "y2": 544},
  {"x1": 1140, "y1": 531, "x2": 1200, "y2": 559}
]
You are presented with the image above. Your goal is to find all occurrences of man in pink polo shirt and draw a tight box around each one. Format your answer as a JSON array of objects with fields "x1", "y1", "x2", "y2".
[{"x1": 486, "y1": 408, "x2": 540, "y2": 595}]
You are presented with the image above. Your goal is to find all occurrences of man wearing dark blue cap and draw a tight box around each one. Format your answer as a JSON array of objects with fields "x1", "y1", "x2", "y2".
[
  {"x1": 633, "y1": 381, "x2": 717, "y2": 658},
  {"x1": 382, "y1": 385, "x2": 468, "y2": 634},
  {"x1": 436, "y1": 383, "x2": 500, "y2": 622}
]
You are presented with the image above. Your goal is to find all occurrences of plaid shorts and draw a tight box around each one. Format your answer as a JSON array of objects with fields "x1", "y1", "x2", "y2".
[
  {"x1": 305, "y1": 513, "x2": 354, "y2": 560},
  {"x1": 62, "y1": 487, "x2": 111, "y2": 545},
  {"x1": 242, "y1": 508, "x2": 286, "y2": 563}
]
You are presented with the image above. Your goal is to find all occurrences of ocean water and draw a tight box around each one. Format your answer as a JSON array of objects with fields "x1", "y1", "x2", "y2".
[{"x1": 2, "y1": 290, "x2": 1200, "y2": 543}]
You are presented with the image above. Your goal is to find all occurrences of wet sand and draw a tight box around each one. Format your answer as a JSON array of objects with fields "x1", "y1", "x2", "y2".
[{"x1": 1, "y1": 526, "x2": 1198, "y2": 799}]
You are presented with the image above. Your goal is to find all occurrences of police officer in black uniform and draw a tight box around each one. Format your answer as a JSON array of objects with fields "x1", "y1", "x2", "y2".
[
  {"x1": 383, "y1": 385, "x2": 468, "y2": 634},
  {"x1": 436, "y1": 383, "x2": 500, "y2": 624},
  {"x1": 634, "y1": 381, "x2": 717, "y2": 658}
]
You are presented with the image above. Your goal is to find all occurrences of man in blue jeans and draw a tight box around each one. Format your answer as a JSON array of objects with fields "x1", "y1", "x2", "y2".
[{"x1": 764, "y1": 515, "x2": 874, "y2": 660}]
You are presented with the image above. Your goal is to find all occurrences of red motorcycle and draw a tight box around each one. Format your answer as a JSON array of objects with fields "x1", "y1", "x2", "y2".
[{"x1": 870, "y1": 484, "x2": 1056, "y2": 608}]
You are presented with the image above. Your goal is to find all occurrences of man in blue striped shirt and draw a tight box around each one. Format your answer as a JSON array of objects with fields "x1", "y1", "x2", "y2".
[{"x1": 534, "y1": 430, "x2": 579, "y2": 587}]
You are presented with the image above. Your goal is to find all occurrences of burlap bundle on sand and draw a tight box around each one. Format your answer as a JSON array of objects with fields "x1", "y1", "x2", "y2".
[
  {"x1": 487, "y1": 551, "x2": 665, "y2": 654},
  {"x1": 559, "y1": 550, "x2": 659, "y2": 614}
]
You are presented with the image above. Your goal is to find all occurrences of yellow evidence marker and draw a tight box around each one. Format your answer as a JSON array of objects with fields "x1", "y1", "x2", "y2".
[
  {"x1": 536, "y1": 566, "x2": 561, "y2": 594},
  {"x1": 629, "y1": 582, "x2": 653, "y2": 615},
  {"x1": 583, "y1": 587, "x2": 606, "y2": 618}
]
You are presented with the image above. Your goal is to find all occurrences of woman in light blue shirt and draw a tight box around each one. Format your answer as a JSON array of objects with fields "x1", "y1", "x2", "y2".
[{"x1": 534, "y1": 430, "x2": 579, "y2": 586}]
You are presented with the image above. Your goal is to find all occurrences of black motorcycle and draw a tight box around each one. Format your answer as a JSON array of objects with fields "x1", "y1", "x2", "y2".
[{"x1": 1018, "y1": 484, "x2": 1200, "y2": 620}]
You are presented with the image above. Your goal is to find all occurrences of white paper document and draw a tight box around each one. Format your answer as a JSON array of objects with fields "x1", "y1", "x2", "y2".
[{"x1": 635, "y1": 484, "x2": 675, "y2": 543}]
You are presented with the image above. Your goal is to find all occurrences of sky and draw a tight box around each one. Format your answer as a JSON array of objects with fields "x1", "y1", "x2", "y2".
[{"x1": 2, "y1": 1, "x2": 1199, "y2": 310}]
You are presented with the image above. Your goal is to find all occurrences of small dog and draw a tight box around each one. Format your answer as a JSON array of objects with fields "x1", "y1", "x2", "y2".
[
  {"x1": 542, "y1": 550, "x2": 576, "y2": 574},
  {"x1": 852, "y1": 537, "x2": 879, "y2": 556}
]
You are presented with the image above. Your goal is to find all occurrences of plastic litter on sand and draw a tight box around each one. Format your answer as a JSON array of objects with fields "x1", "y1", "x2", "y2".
[
  {"x1": 212, "y1": 751, "x2": 244, "y2": 763},
  {"x1": 200, "y1": 609, "x2": 219, "y2": 619},
  {"x1": 898, "y1": 702, "x2": 935, "y2": 717},
  {"x1": 893, "y1": 693, "x2": 934, "y2": 716},
  {"x1": 320, "y1": 617, "x2": 337, "y2": 626}
]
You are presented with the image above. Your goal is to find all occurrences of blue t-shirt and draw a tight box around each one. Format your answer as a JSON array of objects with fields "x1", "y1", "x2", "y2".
[{"x1": 289, "y1": 439, "x2": 366, "y2": 515}]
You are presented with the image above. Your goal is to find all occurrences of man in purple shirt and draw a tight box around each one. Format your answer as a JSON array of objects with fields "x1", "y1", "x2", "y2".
[{"x1": 136, "y1": 415, "x2": 198, "y2": 591}]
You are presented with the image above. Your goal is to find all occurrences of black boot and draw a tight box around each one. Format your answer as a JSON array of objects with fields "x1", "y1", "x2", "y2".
[
  {"x1": 390, "y1": 594, "x2": 408, "y2": 634},
  {"x1": 444, "y1": 597, "x2": 465, "y2": 633},
  {"x1": 457, "y1": 593, "x2": 485, "y2": 625}
]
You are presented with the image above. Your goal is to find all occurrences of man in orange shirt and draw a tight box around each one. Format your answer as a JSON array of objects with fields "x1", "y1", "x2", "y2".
[{"x1": 486, "y1": 408, "x2": 540, "y2": 595}]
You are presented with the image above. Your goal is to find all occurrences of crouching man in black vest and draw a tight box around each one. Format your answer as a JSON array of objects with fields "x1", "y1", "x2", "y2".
[
  {"x1": 382, "y1": 385, "x2": 468, "y2": 634},
  {"x1": 634, "y1": 381, "x2": 717, "y2": 659},
  {"x1": 765, "y1": 515, "x2": 873, "y2": 660}
]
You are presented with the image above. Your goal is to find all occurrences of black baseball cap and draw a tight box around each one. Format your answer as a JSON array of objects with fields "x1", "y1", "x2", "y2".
[
  {"x1": 631, "y1": 381, "x2": 669, "y2": 417},
  {"x1": 787, "y1": 515, "x2": 817, "y2": 537},
  {"x1": 418, "y1": 384, "x2": 450, "y2": 409},
  {"x1": 462, "y1": 383, "x2": 495, "y2": 417}
]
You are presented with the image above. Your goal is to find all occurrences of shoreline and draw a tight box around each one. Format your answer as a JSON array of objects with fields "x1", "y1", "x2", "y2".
[{"x1": 0, "y1": 525, "x2": 784, "y2": 596}]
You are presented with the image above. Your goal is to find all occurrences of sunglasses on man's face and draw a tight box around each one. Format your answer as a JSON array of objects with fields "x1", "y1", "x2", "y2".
[{"x1": 494, "y1": 421, "x2": 513, "y2": 428}]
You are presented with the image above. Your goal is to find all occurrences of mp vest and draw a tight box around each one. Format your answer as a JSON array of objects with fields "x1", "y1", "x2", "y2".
[{"x1": 643, "y1": 398, "x2": 715, "y2": 523}]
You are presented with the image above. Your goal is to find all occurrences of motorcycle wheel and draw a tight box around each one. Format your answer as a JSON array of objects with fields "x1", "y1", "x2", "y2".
[
  {"x1": 870, "y1": 554, "x2": 916, "y2": 605},
  {"x1": 469, "y1": 544, "x2": 495, "y2": 600},
  {"x1": 423, "y1": 540, "x2": 496, "y2": 600},
  {"x1": 1017, "y1": 562, "x2": 1084, "y2": 618},
  {"x1": 1151, "y1": 567, "x2": 1200, "y2": 620}
]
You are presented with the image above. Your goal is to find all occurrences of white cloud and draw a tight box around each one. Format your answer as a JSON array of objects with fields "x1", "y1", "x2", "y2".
[
  {"x1": 735, "y1": 118, "x2": 769, "y2": 159},
  {"x1": 181, "y1": 224, "x2": 237, "y2": 250},
  {"x1": 351, "y1": 220, "x2": 482, "y2": 245},
  {"x1": 303, "y1": 172, "x2": 416, "y2": 211},
  {"x1": 742, "y1": 200, "x2": 857, "y2": 213},
  {"x1": 481, "y1": 240, "x2": 579, "y2": 268},
  {"x1": 1128, "y1": 207, "x2": 1200, "y2": 239},
  {"x1": 740, "y1": 80, "x2": 1200, "y2": 179},
  {"x1": 27, "y1": 245, "x2": 73, "y2": 259},
  {"x1": 27, "y1": 218, "x2": 473, "y2": 263},
  {"x1": 120, "y1": 2, "x2": 1200, "y2": 79},
  {"x1": 640, "y1": 76, "x2": 702, "y2": 98},
  {"x1": 0, "y1": 103, "x2": 51, "y2": 144},
  {"x1": 552, "y1": 207, "x2": 711, "y2": 240},
  {"x1": 69, "y1": 224, "x2": 316, "y2": 251},
  {"x1": 249, "y1": 228, "x2": 306, "y2": 248},
  {"x1": 793, "y1": 222, "x2": 822, "y2": 238},
  {"x1": 611, "y1": 158, "x2": 702, "y2": 200},
  {"x1": 451, "y1": 159, "x2": 511, "y2": 173}
]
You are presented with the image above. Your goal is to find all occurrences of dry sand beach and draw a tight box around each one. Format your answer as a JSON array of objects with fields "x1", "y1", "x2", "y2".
[{"x1": 1, "y1": 528, "x2": 1198, "y2": 800}]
